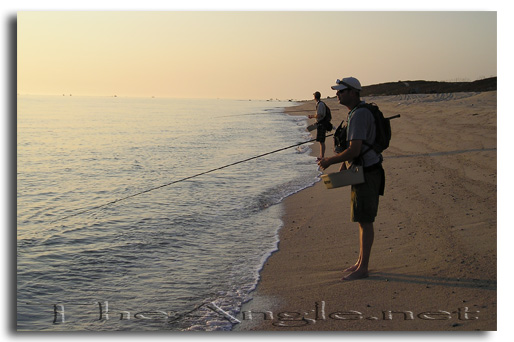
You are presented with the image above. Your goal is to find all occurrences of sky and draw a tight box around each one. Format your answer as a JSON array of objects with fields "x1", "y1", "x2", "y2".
[{"x1": 17, "y1": 10, "x2": 497, "y2": 100}]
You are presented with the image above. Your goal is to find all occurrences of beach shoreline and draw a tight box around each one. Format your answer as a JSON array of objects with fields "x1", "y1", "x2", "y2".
[{"x1": 235, "y1": 92, "x2": 497, "y2": 331}]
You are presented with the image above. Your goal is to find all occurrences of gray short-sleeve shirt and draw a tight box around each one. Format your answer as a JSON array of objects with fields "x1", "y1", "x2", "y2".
[
  {"x1": 346, "y1": 102, "x2": 381, "y2": 167},
  {"x1": 316, "y1": 101, "x2": 326, "y2": 122}
]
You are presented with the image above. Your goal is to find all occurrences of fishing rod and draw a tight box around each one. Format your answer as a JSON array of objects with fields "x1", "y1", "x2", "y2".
[
  {"x1": 218, "y1": 108, "x2": 339, "y2": 118},
  {"x1": 50, "y1": 134, "x2": 332, "y2": 224},
  {"x1": 219, "y1": 107, "x2": 341, "y2": 117}
]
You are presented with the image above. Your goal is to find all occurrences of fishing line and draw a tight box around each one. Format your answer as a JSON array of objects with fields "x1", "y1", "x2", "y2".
[
  {"x1": 50, "y1": 134, "x2": 332, "y2": 224},
  {"x1": 217, "y1": 112, "x2": 273, "y2": 118},
  {"x1": 288, "y1": 108, "x2": 340, "y2": 113}
]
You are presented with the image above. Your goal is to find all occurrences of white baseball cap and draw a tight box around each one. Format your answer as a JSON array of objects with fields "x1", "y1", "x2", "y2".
[{"x1": 331, "y1": 77, "x2": 362, "y2": 91}]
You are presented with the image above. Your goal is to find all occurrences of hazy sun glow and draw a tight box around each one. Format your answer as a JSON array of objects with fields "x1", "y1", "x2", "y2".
[{"x1": 18, "y1": 11, "x2": 497, "y2": 100}]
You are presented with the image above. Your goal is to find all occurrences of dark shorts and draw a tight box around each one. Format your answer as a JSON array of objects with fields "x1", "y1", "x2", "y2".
[
  {"x1": 316, "y1": 124, "x2": 326, "y2": 143},
  {"x1": 350, "y1": 166, "x2": 384, "y2": 223}
]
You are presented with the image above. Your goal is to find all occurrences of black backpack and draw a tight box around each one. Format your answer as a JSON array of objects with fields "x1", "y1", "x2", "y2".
[
  {"x1": 333, "y1": 102, "x2": 399, "y2": 155},
  {"x1": 317, "y1": 101, "x2": 333, "y2": 131}
]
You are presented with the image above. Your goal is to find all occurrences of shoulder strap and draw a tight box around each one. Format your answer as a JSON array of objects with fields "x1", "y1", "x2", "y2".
[{"x1": 351, "y1": 103, "x2": 379, "y2": 160}]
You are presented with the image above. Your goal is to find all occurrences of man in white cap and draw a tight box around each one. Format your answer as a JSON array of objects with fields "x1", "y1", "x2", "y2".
[{"x1": 318, "y1": 77, "x2": 384, "y2": 281}]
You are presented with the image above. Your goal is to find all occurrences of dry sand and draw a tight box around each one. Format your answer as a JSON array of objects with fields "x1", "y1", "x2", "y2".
[{"x1": 234, "y1": 92, "x2": 497, "y2": 331}]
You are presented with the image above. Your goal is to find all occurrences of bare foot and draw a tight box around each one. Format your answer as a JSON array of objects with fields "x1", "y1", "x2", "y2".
[
  {"x1": 343, "y1": 264, "x2": 359, "y2": 273},
  {"x1": 342, "y1": 269, "x2": 369, "y2": 281}
]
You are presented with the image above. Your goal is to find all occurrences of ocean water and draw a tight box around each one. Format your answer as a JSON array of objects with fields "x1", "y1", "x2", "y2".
[{"x1": 17, "y1": 95, "x2": 319, "y2": 331}]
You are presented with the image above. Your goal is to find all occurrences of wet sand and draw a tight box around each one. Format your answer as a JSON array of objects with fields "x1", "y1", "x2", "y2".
[{"x1": 235, "y1": 92, "x2": 497, "y2": 331}]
